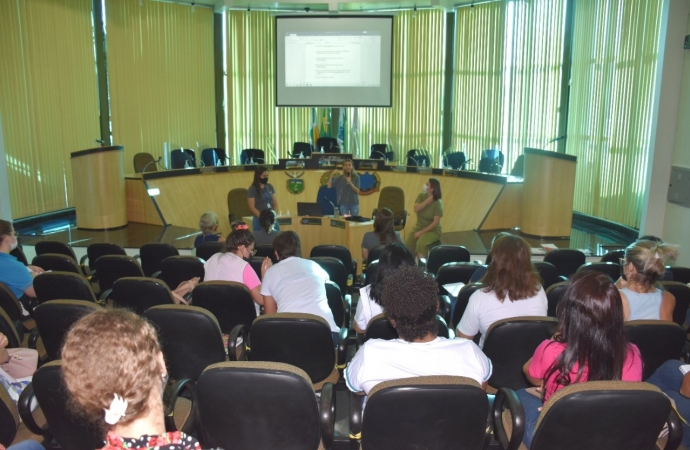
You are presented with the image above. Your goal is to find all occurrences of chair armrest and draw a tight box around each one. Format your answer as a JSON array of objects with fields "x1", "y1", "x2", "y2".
[
  {"x1": 164, "y1": 378, "x2": 197, "y2": 435},
  {"x1": 319, "y1": 382, "x2": 335, "y2": 450},
  {"x1": 493, "y1": 388, "x2": 525, "y2": 450},
  {"x1": 438, "y1": 295, "x2": 452, "y2": 324},
  {"x1": 558, "y1": 276, "x2": 568, "y2": 282},
  {"x1": 349, "y1": 391, "x2": 363, "y2": 450},
  {"x1": 79, "y1": 255, "x2": 88, "y2": 265},
  {"x1": 228, "y1": 324, "x2": 248, "y2": 361},
  {"x1": 336, "y1": 327, "x2": 348, "y2": 373},
  {"x1": 152, "y1": 270, "x2": 162, "y2": 279},
  {"x1": 98, "y1": 288, "x2": 112, "y2": 304},
  {"x1": 28, "y1": 328, "x2": 40, "y2": 349},
  {"x1": 343, "y1": 294, "x2": 352, "y2": 329},
  {"x1": 664, "y1": 408, "x2": 683, "y2": 450},
  {"x1": 18, "y1": 383, "x2": 51, "y2": 438}
]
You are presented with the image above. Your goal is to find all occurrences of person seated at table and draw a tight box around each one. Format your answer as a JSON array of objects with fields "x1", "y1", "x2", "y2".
[
  {"x1": 204, "y1": 223, "x2": 271, "y2": 314},
  {"x1": 61, "y1": 309, "x2": 208, "y2": 449},
  {"x1": 457, "y1": 233, "x2": 546, "y2": 348},
  {"x1": 194, "y1": 211, "x2": 224, "y2": 248},
  {"x1": 354, "y1": 243, "x2": 415, "y2": 333},
  {"x1": 253, "y1": 208, "x2": 279, "y2": 247},
  {"x1": 345, "y1": 265, "x2": 492, "y2": 401},
  {"x1": 619, "y1": 238, "x2": 678, "y2": 321},
  {"x1": 360, "y1": 208, "x2": 401, "y2": 263},
  {"x1": 0, "y1": 220, "x2": 44, "y2": 315},
  {"x1": 260, "y1": 231, "x2": 339, "y2": 344}
]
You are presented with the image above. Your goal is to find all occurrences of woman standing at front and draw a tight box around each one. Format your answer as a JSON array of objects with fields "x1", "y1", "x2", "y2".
[
  {"x1": 404, "y1": 178, "x2": 443, "y2": 260},
  {"x1": 247, "y1": 166, "x2": 279, "y2": 232},
  {"x1": 327, "y1": 159, "x2": 360, "y2": 216}
]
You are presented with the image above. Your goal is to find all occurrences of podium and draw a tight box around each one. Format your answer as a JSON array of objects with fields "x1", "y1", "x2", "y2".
[
  {"x1": 70, "y1": 145, "x2": 127, "y2": 230},
  {"x1": 521, "y1": 148, "x2": 577, "y2": 238}
]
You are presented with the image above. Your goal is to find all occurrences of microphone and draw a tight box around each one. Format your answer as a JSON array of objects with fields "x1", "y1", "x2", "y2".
[
  {"x1": 194, "y1": 159, "x2": 205, "y2": 167},
  {"x1": 322, "y1": 197, "x2": 338, "y2": 215},
  {"x1": 94, "y1": 139, "x2": 106, "y2": 146},
  {"x1": 545, "y1": 135, "x2": 566, "y2": 145},
  {"x1": 371, "y1": 150, "x2": 387, "y2": 160},
  {"x1": 407, "y1": 155, "x2": 419, "y2": 167},
  {"x1": 141, "y1": 157, "x2": 162, "y2": 173}
]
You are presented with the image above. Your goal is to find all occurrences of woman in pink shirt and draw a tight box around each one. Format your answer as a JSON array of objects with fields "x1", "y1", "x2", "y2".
[{"x1": 518, "y1": 271, "x2": 643, "y2": 448}]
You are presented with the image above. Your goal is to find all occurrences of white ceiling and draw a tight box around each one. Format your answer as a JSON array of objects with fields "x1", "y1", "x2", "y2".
[{"x1": 197, "y1": 0, "x2": 481, "y2": 13}]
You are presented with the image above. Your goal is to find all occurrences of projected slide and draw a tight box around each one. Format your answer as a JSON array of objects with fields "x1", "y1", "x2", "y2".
[{"x1": 285, "y1": 33, "x2": 381, "y2": 87}]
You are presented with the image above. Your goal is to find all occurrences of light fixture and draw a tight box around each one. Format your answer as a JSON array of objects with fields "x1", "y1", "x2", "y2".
[
  {"x1": 413, "y1": 4, "x2": 417, "y2": 18},
  {"x1": 147, "y1": 188, "x2": 160, "y2": 197}
]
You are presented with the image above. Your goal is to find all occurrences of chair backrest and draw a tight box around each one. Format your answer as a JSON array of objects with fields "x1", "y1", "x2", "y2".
[
  {"x1": 660, "y1": 281, "x2": 690, "y2": 326},
  {"x1": 85, "y1": 242, "x2": 127, "y2": 270},
  {"x1": 94, "y1": 255, "x2": 145, "y2": 293},
  {"x1": 133, "y1": 152, "x2": 157, "y2": 173},
  {"x1": 32, "y1": 253, "x2": 81, "y2": 274},
  {"x1": 25, "y1": 361, "x2": 104, "y2": 450},
  {"x1": 625, "y1": 320, "x2": 686, "y2": 380},
  {"x1": 35, "y1": 241, "x2": 77, "y2": 260},
  {"x1": 310, "y1": 256, "x2": 347, "y2": 294},
  {"x1": 316, "y1": 137, "x2": 338, "y2": 152},
  {"x1": 0, "y1": 282, "x2": 23, "y2": 322},
  {"x1": 249, "y1": 313, "x2": 336, "y2": 384},
  {"x1": 310, "y1": 245, "x2": 355, "y2": 278},
  {"x1": 533, "y1": 261, "x2": 564, "y2": 289},
  {"x1": 436, "y1": 262, "x2": 481, "y2": 295},
  {"x1": 316, "y1": 185, "x2": 337, "y2": 216},
  {"x1": 478, "y1": 149, "x2": 504, "y2": 173},
  {"x1": 451, "y1": 283, "x2": 483, "y2": 329},
  {"x1": 576, "y1": 261, "x2": 621, "y2": 281},
  {"x1": 366, "y1": 245, "x2": 385, "y2": 266},
  {"x1": 197, "y1": 362, "x2": 323, "y2": 450},
  {"x1": 426, "y1": 245, "x2": 471, "y2": 276},
  {"x1": 531, "y1": 381, "x2": 679, "y2": 450},
  {"x1": 196, "y1": 241, "x2": 225, "y2": 262},
  {"x1": 362, "y1": 260, "x2": 379, "y2": 287},
  {"x1": 482, "y1": 316, "x2": 558, "y2": 390},
  {"x1": 32, "y1": 271, "x2": 97, "y2": 304},
  {"x1": 192, "y1": 281, "x2": 257, "y2": 334},
  {"x1": 145, "y1": 305, "x2": 226, "y2": 381},
  {"x1": 600, "y1": 249, "x2": 624, "y2": 263},
  {"x1": 545, "y1": 281, "x2": 568, "y2": 317},
  {"x1": 325, "y1": 281, "x2": 346, "y2": 329},
  {"x1": 201, "y1": 148, "x2": 226, "y2": 167},
  {"x1": 363, "y1": 376, "x2": 488, "y2": 450},
  {"x1": 10, "y1": 245, "x2": 28, "y2": 266},
  {"x1": 543, "y1": 249, "x2": 586, "y2": 278},
  {"x1": 170, "y1": 148, "x2": 195, "y2": 168},
  {"x1": 0, "y1": 382, "x2": 18, "y2": 447},
  {"x1": 240, "y1": 149, "x2": 265, "y2": 164},
  {"x1": 0, "y1": 308, "x2": 20, "y2": 349},
  {"x1": 110, "y1": 277, "x2": 174, "y2": 315},
  {"x1": 364, "y1": 313, "x2": 451, "y2": 342},
  {"x1": 139, "y1": 243, "x2": 180, "y2": 277},
  {"x1": 254, "y1": 244, "x2": 277, "y2": 263},
  {"x1": 370, "y1": 143, "x2": 393, "y2": 160},
  {"x1": 34, "y1": 300, "x2": 102, "y2": 361},
  {"x1": 376, "y1": 186, "x2": 406, "y2": 231},
  {"x1": 443, "y1": 151, "x2": 467, "y2": 170},
  {"x1": 293, "y1": 141, "x2": 312, "y2": 158},
  {"x1": 158, "y1": 255, "x2": 205, "y2": 289},
  {"x1": 227, "y1": 187, "x2": 252, "y2": 223},
  {"x1": 667, "y1": 266, "x2": 690, "y2": 284},
  {"x1": 510, "y1": 154, "x2": 524, "y2": 176}
]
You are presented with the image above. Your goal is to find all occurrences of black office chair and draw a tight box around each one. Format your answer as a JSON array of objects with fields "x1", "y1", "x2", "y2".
[
  {"x1": 543, "y1": 249, "x2": 586, "y2": 278},
  {"x1": 316, "y1": 137, "x2": 338, "y2": 153},
  {"x1": 254, "y1": 244, "x2": 277, "y2": 264},
  {"x1": 192, "y1": 281, "x2": 257, "y2": 335},
  {"x1": 443, "y1": 151, "x2": 467, "y2": 170},
  {"x1": 0, "y1": 283, "x2": 23, "y2": 324},
  {"x1": 451, "y1": 283, "x2": 483, "y2": 330},
  {"x1": 533, "y1": 261, "x2": 567, "y2": 290},
  {"x1": 324, "y1": 280, "x2": 351, "y2": 330},
  {"x1": 170, "y1": 148, "x2": 196, "y2": 168},
  {"x1": 373, "y1": 186, "x2": 407, "y2": 231},
  {"x1": 35, "y1": 240, "x2": 78, "y2": 260},
  {"x1": 0, "y1": 382, "x2": 19, "y2": 448},
  {"x1": 32, "y1": 271, "x2": 98, "y2": 304},
  {"x1": 575, "y1": 261, "x2": 621, "y2": 281},
  {"x1": 667, "y1": 266, "x2": 690, "y2": 284},
  {"x1": 10, "y1": 244, "x2": 28, "y2": 266},
  {"x1": 196, "y1": 241, "x2": 225, "y2": 262},
  {"x1": 310, "y1": 256, "x2": 348, "y2": 295},
  {"x1": 478, "y1": 148, "x2": 504, "y2": 174},
  {"x1": 601, "y1": 249, "x2": 625, "y2": 263},
  {"x1": 133, "y1": 152, "x2": 157, "y2": 173},
  {"x1": 139, "y1": 243, "x2": 180, "y2": 277},
  {"x1": 33, "y1": 300, "x2": 103, "y2": 361},
  {"x1": 107, "y1": 277, "x2": 175, "y2": 316},
  {"x1": 364, "y1": 313, "x2": 452, "y2": 342},
  {"x1": 156, "y1": 255, "x2": 205, "y2": 290},
  {"x1": 93, "y1": 255, "x2": 145, "y2": 294},
  {"x1": 240, "y1": 149, "x2": 265, "y2": 164},
  {"x1": 370, "y1": 143, "x2": 394, "y2": 161},
  {"x1": 660, "y1": 281, "x2": 690, "y2": 327},
  {"x1": 201, "y1": 148, "x2": 227, "y2": 166},
  {"x1": 361, "y1": 260, "x2": 379, "y2": 288},
  {"x1": 510, "y1": 154, "x2": 524, "y2": 177},
  {"x1": 32, "y1": 253, "x2": 81, "y2": 274},
  {"x1": 425, "y1": 245, "x2": 471, "y2": 276},
  {"x1": 406, "y1": 149, "x2": 430, "y2": 167},
  {"x1": 310, "y1": 245, "x2": 357, "y2": 290},
  {"x1": 625, "y1": 320, "x2": 686, "y2": 380},
  {"x1": 545, "y1": 281, "x2": 568, "y2": 317},
  {"x1": 436, "y1": 262, "x2": 482, "y2": 296},
  {"x1": 82, "y1": 242, "x2": 127, "y2": 274},
  {"x1": 293, "y1": 141, "x2": 312, "y2": 158}
]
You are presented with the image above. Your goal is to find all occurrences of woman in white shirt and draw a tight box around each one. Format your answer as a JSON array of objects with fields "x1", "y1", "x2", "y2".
[
  {"x1": 457, "y1": 234, "x2": 547, "y2": 347},
  {"x1": 354, "y1": 242, "x2": 416, "y2": 333}
]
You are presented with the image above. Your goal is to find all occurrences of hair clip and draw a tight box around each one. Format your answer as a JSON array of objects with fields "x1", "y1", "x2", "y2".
[
  {"x1": 104, "y1": 394, "x2": 128, "y2": 425},
  {"x1": 235, "y1": 224, "x2": 249, "y2": 230}
]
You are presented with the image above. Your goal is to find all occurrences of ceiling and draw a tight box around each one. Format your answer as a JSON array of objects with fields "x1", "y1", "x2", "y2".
[{"x1": 193, "y1": 0, "x2": 482, "y2": 13}]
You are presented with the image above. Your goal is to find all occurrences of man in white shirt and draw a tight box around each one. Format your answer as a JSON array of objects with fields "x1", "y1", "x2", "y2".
[
  {"x1": 345, "y1": 265, "x2": 492, "y2": 398},
  {"x1": 260, "y1": 231, "x2": 339, "y2": 341}
]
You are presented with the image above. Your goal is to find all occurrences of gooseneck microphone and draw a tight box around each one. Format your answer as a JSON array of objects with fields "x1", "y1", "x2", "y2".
[
  {"x1": 371, "y1": 151, "x2": 387, "y2": 160},
  {"x1": 141, "y1": 157, "x2": 162, "y2": 173},
  {"x1": 545, "y1": 135, "x2": 566, "y2": 145}
]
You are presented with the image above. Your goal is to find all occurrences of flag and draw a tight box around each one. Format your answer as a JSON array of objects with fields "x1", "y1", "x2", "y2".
[
  {"x1": 351, "y1": 108, "x2": 360, "y2": 158},
  {"x1": 310, "y1": 108, "x2": 318, "y2": 148},
  {"x1": 337, "y1": 108, "x2": 346, "y2": 151}
]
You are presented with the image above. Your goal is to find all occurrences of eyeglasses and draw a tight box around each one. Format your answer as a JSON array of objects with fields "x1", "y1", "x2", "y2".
[{"x1": 246, "y1": 248, "x2": 256, "y2": 257}]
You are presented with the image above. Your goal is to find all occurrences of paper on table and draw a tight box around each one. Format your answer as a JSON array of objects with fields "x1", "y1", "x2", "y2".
[{"x1": 443, "y1": 282, "x2": 465, "y2": 297}]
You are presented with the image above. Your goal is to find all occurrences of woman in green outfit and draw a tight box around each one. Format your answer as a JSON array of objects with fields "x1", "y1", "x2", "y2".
[{"x1": 405, "y1": 178, "x2": 443, "y2": 259}]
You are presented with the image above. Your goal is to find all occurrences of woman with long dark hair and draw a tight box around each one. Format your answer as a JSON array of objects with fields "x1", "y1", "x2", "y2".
[
  {"x1": 360, "y1": 208, "x2": 401, "y2": 263},
  {"x1": 457, "y1": 234, "x2": 546, "y2": 347},
  {"x1": 518, "y1": 271, "x2": 643, "y2": 448},
  {"x1": 247, "y1": 166, "x2": 279, "y2": 232}
]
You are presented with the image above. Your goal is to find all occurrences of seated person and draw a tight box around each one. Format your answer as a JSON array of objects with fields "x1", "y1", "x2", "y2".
[
  {"x1": 260, "y1": 231, "x2": 339, "y2": 342},
  {"x1": 253, "y1": 208, "x2": 279, "y2": 246},
  {"x1": 457, "y1": 234, "x2": 547, "y2": 347},
  {"x1": 619, "y1": 238, "x2": 678, "y2": 321},
  {"x1": 0, "y1": 220, "x2": 44, "y2": 315},
  {"x1": 345, "y1": 265, "x2": 492, "y2": 401},
  {"x1": 647, "y1": 360, "x2": 690, "y2": 448},
  {"x1": 469, "y1": 231, "x2": 513, "y2": 282},
  {"x1": 0, "y1": 331, "x2": 38, "y2": 406},
  {"x1": 204, "y1": 223, "x2": 271, "y2": 315},
  {"x1": 354, "y1": 243, "x2": 415, "y2": 333},
  {"x1": 194, "y1": 211, "x2": 224, "y2": 248},
  {"x1": 615, "y1": 235, "x2": 673, "y2": 289},
  {"x1": 361, "y1": 208, "x2": 402, "y2": 263}
]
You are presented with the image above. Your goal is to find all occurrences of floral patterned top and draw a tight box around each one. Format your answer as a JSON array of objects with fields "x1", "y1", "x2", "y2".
[{"x1": 102, "y1": 431, "x2": 203, "y2": 450}]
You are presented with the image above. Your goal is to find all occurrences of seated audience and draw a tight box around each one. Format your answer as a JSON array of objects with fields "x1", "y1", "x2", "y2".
[
  {"x1": 346, "y1": 265, "x2": 492, "y2": 401},
  {"x1": 518, "y1": 271, "x2": 643, "y2": 448},
  {"x1": 615, "y1": 235, "x2": 673, "y2": 288},
  {"x1": 361, "y1": 208, "x2": 401, "y2": 263},
  {"x1": 260, "y1": 231, "x2": 339, "y2": 342},
  {"x1": 469, "y1": 231, "x2": 513, "y2": 282},
  {"x1": 204, "y1": 223, "x2": 271, "y2": 314},
  {"x1": 647, "y1": 360, "x2": 690, "y2": 448},
  {"x1": 354, "y1": 243, "x2": 415, "y2": 333},
  {"x1": 0, "y1": 220, "x2": 44, "y2": 314},
  {"x1": 253, "y1": 208, "x2": 279, "y2": 246},
  {"x1": 619, "y1": 238, "x2": 678, "y2": 321},
  {"x1": 0, "y1": 331, "x2": 38, "y2": 406},
  {"x1": 194, "y1": 212, "x2": 224, "y2": 248},
  {"x1": 457, "y1": 234, "x2": 546, "y2": 347},
  {"x1": 61, "y1": 309, "x2": 206, "y2": 449}
]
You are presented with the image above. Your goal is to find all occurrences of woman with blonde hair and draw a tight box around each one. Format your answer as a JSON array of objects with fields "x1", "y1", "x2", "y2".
[
  {"x1": 360, "y1": 208, "x2": 401, "y2": 262},
  {"x1": 61, "y1": 309, "x2": 207, "y2": 449},
  {"x1": 619, "y1": 239, "x2": 679, "y2": 321},
  {"x1": 194, "y1": 212, "x2": 224, "y2": 248}
]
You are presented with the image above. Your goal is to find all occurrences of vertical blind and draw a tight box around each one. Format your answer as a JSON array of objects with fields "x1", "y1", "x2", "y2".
[
  {"x1": 106, "y1": 0, "x2": 216, "y2": 172},
  {"x1": 0, "y1": 0, "x2": 99, "y2": 218},
  {"x1": 567, "y1": 0, "x2": 663, "y2": 228}
]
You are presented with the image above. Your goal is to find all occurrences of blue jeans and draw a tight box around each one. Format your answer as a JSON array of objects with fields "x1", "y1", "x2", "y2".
[
  {"x1": 338, "y1": 204, "x2": 359, "y2": 216},
  {"x1": 9, "y1": 441, "x2": 45, "y2": 450},
  {"x1": 516, "y1": 388, "x2": 543, "y2": 449},
  {"x1": 252, "y1": 216, "x2": 280, "y2": 232},
  {"x1": 647, "y1": 359, "x2": 690, "y2": 448}
]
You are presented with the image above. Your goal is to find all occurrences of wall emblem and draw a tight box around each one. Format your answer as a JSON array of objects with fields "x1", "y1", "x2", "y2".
[{"x1": 285, "y1": 170, "x2": 305, "y2": 195}]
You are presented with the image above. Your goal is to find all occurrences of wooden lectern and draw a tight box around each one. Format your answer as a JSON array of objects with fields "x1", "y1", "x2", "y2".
[
  {"x1": 521, "y1": 148, "x2": 577, "y2": 238},
  {"x1": 70, "y1": 145, "x2": 127, "y2": 230}
]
